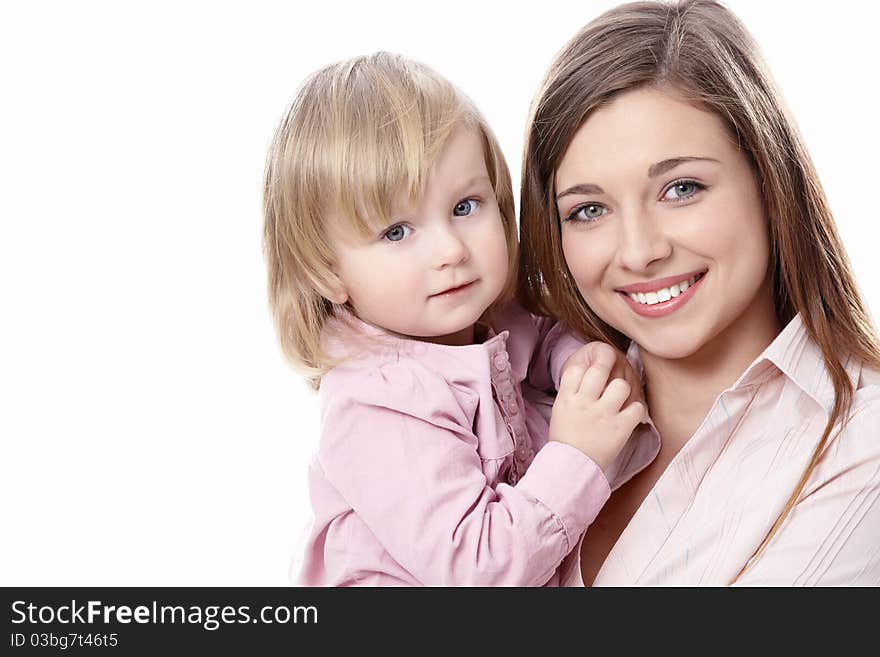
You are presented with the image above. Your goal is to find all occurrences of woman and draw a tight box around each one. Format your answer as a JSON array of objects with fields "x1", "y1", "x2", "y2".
[{"x1": 519, "y1": 0, "x2": 880, "y2": 585}]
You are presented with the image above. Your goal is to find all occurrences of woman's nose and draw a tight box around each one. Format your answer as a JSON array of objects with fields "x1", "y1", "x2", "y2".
[{"x1": 616, "y1": 209, "x2": 672, "y2": 273}]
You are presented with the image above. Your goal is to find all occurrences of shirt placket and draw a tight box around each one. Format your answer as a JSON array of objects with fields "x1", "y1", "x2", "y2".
[{"x1": 488, "y1": 340, "x2": 534, "y2": 485}]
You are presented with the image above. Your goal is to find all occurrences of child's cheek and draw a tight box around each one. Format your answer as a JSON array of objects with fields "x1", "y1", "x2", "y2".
[{"x1": 489, "y1": 228, "x2": 508, "y2": 273}]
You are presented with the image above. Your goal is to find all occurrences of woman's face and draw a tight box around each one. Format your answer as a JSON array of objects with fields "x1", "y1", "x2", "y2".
[{"x1": 554, "y1": 87, "x2": 772, "y2": 360}]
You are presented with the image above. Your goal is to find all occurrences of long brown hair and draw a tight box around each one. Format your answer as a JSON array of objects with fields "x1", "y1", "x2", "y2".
[{"x1": 518, "y1": 0, "x2": 880, "y2": 580}]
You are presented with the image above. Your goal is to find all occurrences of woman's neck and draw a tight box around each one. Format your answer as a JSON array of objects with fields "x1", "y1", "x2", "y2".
[{"x1": 640, "y1": 285, "x2": 783, "y2": 449}]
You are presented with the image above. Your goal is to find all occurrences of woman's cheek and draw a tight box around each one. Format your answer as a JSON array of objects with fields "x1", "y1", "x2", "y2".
[{"x1": 562, "y1": 229, "x2": 607, "y2": 293}]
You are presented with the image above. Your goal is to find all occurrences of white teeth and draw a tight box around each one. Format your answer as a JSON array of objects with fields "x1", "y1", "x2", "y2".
[{"x1": 626, "y1": 273, "x2": 703, "y2": 305}]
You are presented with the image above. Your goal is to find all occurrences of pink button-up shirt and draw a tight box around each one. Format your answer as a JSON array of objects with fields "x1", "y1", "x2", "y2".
[
  {"x1": 565, "y1": 314, "x2": 880, "y2": 586},
  {"x1": 297, "y1": 304, "x2": 659, "y2": 586}
]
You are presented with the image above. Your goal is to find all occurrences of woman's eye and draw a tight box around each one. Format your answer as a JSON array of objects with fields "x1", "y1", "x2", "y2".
[
  {"x1": 662, "y1": 180, "x2": 703, "y2": 201},
  {"x1": 565, "y1": 203, "x2": 607, "y2": 223},
  {"x1": 453, "y1": 199, "x2": 480, "y2": 217},
  {"x1": 383, "y1": 224, "x2": 412, "y2": 242}
]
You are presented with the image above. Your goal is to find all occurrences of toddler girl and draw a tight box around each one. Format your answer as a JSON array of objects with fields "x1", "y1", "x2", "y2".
[{"x1": 262, "y1": 52, "x2": 656, "y2": 586}]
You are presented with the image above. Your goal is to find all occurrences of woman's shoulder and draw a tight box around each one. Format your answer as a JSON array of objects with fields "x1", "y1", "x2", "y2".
[
  {"x1": 793, "y1": 363, "x2": 880, "y2": 508},
  {"x1": 851, "y1": 362, "x2": 880, "y2": 418},
  {"x1": 857, "y1": 362, "x2": 880, "y2": 390},
  {"x1": 829, "y1": 364, "x2": 880, "y2": 463}
]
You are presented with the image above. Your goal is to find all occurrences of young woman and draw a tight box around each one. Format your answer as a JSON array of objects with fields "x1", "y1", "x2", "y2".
[{"x1": 519, "y1": 0, "x2": 880, "y2": 585}]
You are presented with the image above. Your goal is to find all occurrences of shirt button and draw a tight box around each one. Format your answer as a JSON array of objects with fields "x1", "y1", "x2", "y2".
[{"x1": 506, "y1": 400, "x2": 519, "y2": 415}]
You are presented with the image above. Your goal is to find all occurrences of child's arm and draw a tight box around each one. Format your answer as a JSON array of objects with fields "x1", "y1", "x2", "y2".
[
  {"x1": 495, "y1": 302, "x2": 637, "y2": 396},
  {"x1": 499, "y1": 304, "x2": 643, "y2": 418},
  {"x1": 316, "y1": 360, "x2": 612, "y2": 587},
  {"x1": 491, "y1": 303, "x2": 584, "y2": 393},
  {"x1": 528, "y1": 314, "x2": 591, "y2": 392}
]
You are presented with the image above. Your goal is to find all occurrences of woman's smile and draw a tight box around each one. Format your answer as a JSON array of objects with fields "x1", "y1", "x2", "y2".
[{"x1": 617, "y1": 270, "x2": 707, "y2": 318}]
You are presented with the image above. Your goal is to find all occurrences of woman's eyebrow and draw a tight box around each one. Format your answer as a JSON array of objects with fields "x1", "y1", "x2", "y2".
[
  {"x1": 556, "y1": 183, "x2": 604, "y2": 201},
  {"x1": 556, "y1": 157, "x2": 721, "y2": 201},
  {"x1": 648, "y1": 156, "x2": 720, "y2": 178}
]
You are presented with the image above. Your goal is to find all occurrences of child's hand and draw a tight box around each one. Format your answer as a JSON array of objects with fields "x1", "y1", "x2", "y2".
[
  {"x1": 550, "y1": 343, "x2": 646, "y2": 473},
  {"x1": 559, "y1": 342, "x2": 644, "y2": 409}
]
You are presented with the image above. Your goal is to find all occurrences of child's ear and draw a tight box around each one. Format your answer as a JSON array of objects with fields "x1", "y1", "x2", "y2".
[{"x1": 323, "y1": 273, "x2": 349, "y2": 305}]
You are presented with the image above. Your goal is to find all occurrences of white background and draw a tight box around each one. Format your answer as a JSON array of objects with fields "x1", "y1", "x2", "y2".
[{"x1": 2, "y1": 0, "x2": 878, "y2": 585}]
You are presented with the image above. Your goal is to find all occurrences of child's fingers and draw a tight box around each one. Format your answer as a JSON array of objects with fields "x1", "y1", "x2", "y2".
[
  {"x1": 587, "y1": 341, "x2": 643, "y2": 407},
  {"x1": 558, "y1": 360, "x2": 587, "y2": 396},
  {"x1": 599, "y1": 377, "x2": 631, "y2": 411},
  {"x1": 578, "y1": 358, "x2": 613, "y2": 400},
  {"x1": 584, "y1": 342, "x2": 617, "y2": 371},
  {"x1": 620, "y1": 400, "x2": 647, "y2": 427}
]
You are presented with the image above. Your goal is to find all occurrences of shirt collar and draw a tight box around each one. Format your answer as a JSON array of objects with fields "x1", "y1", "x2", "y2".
[
  {"x1": 626, "y1": 314, "x2": 861, "y2": 416},
  {"x1": 753, "y1": 313, "x2": 860, "y2": 414},
  {"x1": 321, "y1": 306, "x2": 507, "y2": 361}
]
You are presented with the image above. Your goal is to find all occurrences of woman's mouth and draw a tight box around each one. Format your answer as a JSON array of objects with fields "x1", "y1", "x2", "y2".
[{"x1": 617, "y1": 270, "x2": 707, "y2": 318}]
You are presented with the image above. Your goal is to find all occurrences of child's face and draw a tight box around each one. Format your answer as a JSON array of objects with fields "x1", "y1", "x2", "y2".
[
  {"x1": 327, "y1": 126, "x2": 509, "y2": 345},
  {"x1": 554, "y1": 86, "x2": 774, "y2": 361}
]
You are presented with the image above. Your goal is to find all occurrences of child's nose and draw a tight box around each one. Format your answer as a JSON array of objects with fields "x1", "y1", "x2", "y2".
[{"x1": 431, "y1": 224, "x2": 469, "y2": 269}]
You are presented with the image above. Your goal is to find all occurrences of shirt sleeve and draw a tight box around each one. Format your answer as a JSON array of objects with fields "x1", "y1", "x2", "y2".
[
  {"x1": 494, "y1": 302, "x2": 585, "y2": 392},
  {"x1": 317, "y1": 359, "x2": 610, "y2": 586},
  {"x1": 528, "y1": 315, "x2": 588, "y2": 392},
  {"x1": 733, "y1": 394, "x2": 880, "y2": 586}
]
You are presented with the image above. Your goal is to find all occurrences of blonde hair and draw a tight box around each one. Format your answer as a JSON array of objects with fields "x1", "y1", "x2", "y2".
[
  {"x1": 518, "y1": 0, "x2": 880, "y2": 581},
  {"x1": 263, "y1": 52, "x2": 516, "y2": 389}
]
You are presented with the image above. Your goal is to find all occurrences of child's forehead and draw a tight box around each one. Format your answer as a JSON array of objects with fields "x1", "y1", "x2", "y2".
[
  {"x1": 390, "y1": 173, "x2": 492, "y2": 214},
  {"x1": 392, "y1": 128, "x2": 490, "y2": 206},
  {"x1": 329, "y1": 126, "x2": 492, "y2": 230},
  {"x1": 428, "y1": 125, "x2": 488, "y2": 179}
]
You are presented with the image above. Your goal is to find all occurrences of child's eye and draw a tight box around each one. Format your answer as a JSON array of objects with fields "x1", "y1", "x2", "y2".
[
  {"x1": 661, "y1": 180, "x2": 705, "y2": 202},
  {"x1": 453, "y1": 198, "x2": 480, "y2": 217},
  {"x1": 563, "y1": 203, "x2": 607, "y2": 224},
  {"x1": 383, "y1": 224, "x2": 412, "y2": 242}
]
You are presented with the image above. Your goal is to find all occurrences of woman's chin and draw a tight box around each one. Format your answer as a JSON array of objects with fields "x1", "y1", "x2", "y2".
[{"x1": 627, "y1": 329, "x2": 705, "y2": 361}]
